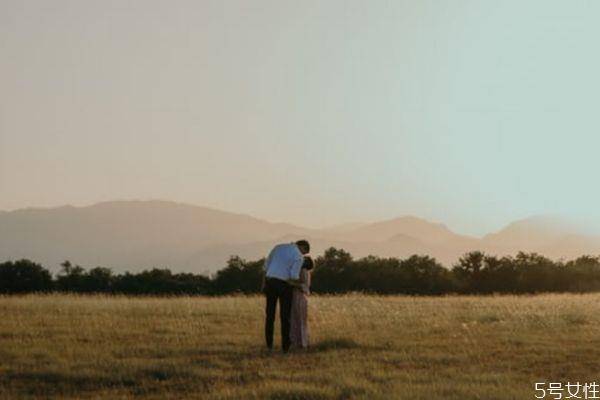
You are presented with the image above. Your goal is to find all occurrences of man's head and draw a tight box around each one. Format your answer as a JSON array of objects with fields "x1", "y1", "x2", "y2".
[{"x1": 295, "y1": 240, "x2": 310, "y2": 255}]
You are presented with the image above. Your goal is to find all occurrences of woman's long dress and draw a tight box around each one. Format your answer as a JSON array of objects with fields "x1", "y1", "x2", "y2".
[{"x1": 290, "y1": 269, "x2": 310, "y2": 349}]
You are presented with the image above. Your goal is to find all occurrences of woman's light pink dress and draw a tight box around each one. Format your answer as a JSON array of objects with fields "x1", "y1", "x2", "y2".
[{"x1": 290, "y1": 268, "x2": 310, "y2": 349}]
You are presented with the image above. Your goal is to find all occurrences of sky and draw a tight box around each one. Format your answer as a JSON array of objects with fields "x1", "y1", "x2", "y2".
[{"x1": 1, "y1": 0, "x2": 600, "y2": 236}]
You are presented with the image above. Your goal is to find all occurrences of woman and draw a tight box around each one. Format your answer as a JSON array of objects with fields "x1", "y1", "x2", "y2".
[{"x1": 288, "y1": 256, "x2": 314, "y2": 349}]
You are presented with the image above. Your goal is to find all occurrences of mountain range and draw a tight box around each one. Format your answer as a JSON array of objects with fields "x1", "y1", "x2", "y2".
[{"x1": 1, "y1": 200, "x2": 599, "y2": 274}]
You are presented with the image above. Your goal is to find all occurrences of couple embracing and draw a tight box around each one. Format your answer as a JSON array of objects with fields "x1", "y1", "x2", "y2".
[{"x1": 261, "y1": 240, "x2": 314, "y2": 353}]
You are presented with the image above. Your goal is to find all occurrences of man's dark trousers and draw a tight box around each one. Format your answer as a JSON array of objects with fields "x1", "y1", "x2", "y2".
[{"x1": 264, "y1": 277, "x2": 293, "y2": 352}]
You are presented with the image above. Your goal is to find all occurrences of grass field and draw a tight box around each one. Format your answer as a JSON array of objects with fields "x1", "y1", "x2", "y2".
[{"x1": 1, "y1": 293, "x2": 599, "y2": 399}]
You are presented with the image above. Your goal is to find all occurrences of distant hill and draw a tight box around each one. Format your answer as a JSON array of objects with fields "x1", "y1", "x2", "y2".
[
  {"x1": 1, "y1": 201, "x2": 599, "y2": 273},
  {"x1": 481, "y1": 215, "x2": 600, "y2": 259},
  {"x1": 0, "y1": 201, "x2": 312, "y2": 273}
]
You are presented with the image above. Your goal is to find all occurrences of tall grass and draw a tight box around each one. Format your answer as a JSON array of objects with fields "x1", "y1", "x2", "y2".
[{"x1": 1, "y1": 293, "x2": 599, "y2": 399}]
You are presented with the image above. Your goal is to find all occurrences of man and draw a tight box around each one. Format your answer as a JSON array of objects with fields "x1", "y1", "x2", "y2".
[{"x1": 262, "y1": 239, "x2": 310, "y2": 353}]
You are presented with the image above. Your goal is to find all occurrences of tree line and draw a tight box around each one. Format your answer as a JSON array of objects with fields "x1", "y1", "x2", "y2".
[{"x1": 2, "y1": 247, "x2": 600, "y2": 295}]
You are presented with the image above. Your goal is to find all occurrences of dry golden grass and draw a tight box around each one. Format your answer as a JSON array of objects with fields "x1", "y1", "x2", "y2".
[{"x1": 1, "y1": 293, "x2": 599, "y2": 399}]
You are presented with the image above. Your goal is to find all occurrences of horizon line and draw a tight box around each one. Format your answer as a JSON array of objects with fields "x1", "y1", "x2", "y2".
[{"x1": 0, "y1": 198, "x2": 576, "y2": 239}]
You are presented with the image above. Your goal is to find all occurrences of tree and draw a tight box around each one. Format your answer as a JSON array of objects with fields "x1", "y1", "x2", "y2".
[
  {"x1": 452, "y1": 251, "x2": 485, "y2": 293},
  {"x1": 0, "y1": 259, "x2": 52, "y2": 293},
  {"x1": 479, "y1": 255, "x2": 517, "y2": 293},
  {"x1": 55, "y1": 260, "x2": 87, "y2": 292},
  {"x1": 83, "y1": 267, "x2": 114, "y2": 293},
  {"x1": 211, "y1": 256, "x2": 264, "y2": 294},
  {"x1": 400, "y1": 255, "x2": 453, "y2": 294},
  {"x1": 311, "y1": 248, "x2": 353, "y2": 293},
  {"x1": 5, "y1": 248, "x2": 600, "y2": 296},
  {"x1": 562, "y1": 256, "x2": 600, "y2": 292}
]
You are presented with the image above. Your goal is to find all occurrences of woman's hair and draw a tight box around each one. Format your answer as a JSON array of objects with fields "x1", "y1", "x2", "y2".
[{"x1": 302, "y1": 256, "x2": 314, "y2": 270}]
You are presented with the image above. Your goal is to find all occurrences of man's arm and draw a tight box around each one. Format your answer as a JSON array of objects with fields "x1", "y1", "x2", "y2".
[
  {"x1": 289, "y1": 253, "x2": 303, "y2": 280},
  {"x1": 260, "y1": 271, "x2": 267, "y2": 293},
  {"x1": 263, "y1": 251, "x2": 271, "y2": 272},
  {"x1": 261, "y1": 249, "x2": 274, "y2": 292}
]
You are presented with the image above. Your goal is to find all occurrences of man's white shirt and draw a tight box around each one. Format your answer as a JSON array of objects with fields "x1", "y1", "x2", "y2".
[{"x1": 264, "y1": 243, "x2": 304, "y2": 281}]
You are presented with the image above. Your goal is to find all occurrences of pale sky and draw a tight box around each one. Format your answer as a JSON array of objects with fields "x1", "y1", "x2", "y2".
[{"x1": 1, "y1": 0, "x2": 600, "y2": 236}]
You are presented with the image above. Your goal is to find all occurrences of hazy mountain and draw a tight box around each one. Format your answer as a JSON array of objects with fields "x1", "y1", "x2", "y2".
[
  {"x1": 481, "y1": 215, "x2": 600, "y2": 259},
  {"x1": 1, "y1": 201, "x2": 599, "y2": 273},
  {"x1": 482, "y1": 216, "x2": 574, "y2": 249},
  {"x1": 316, "y1": 217, "x2": 479, "y2": 265},
  {"x1": 320, "y1": 222, "x2": 367, "y2": 234},
  {"x1": 335, "y1": 216, "x2": 477, "y2": 244},
  {"x1": 0, "y1": 201, "x2": 313, "y2": 273}
]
